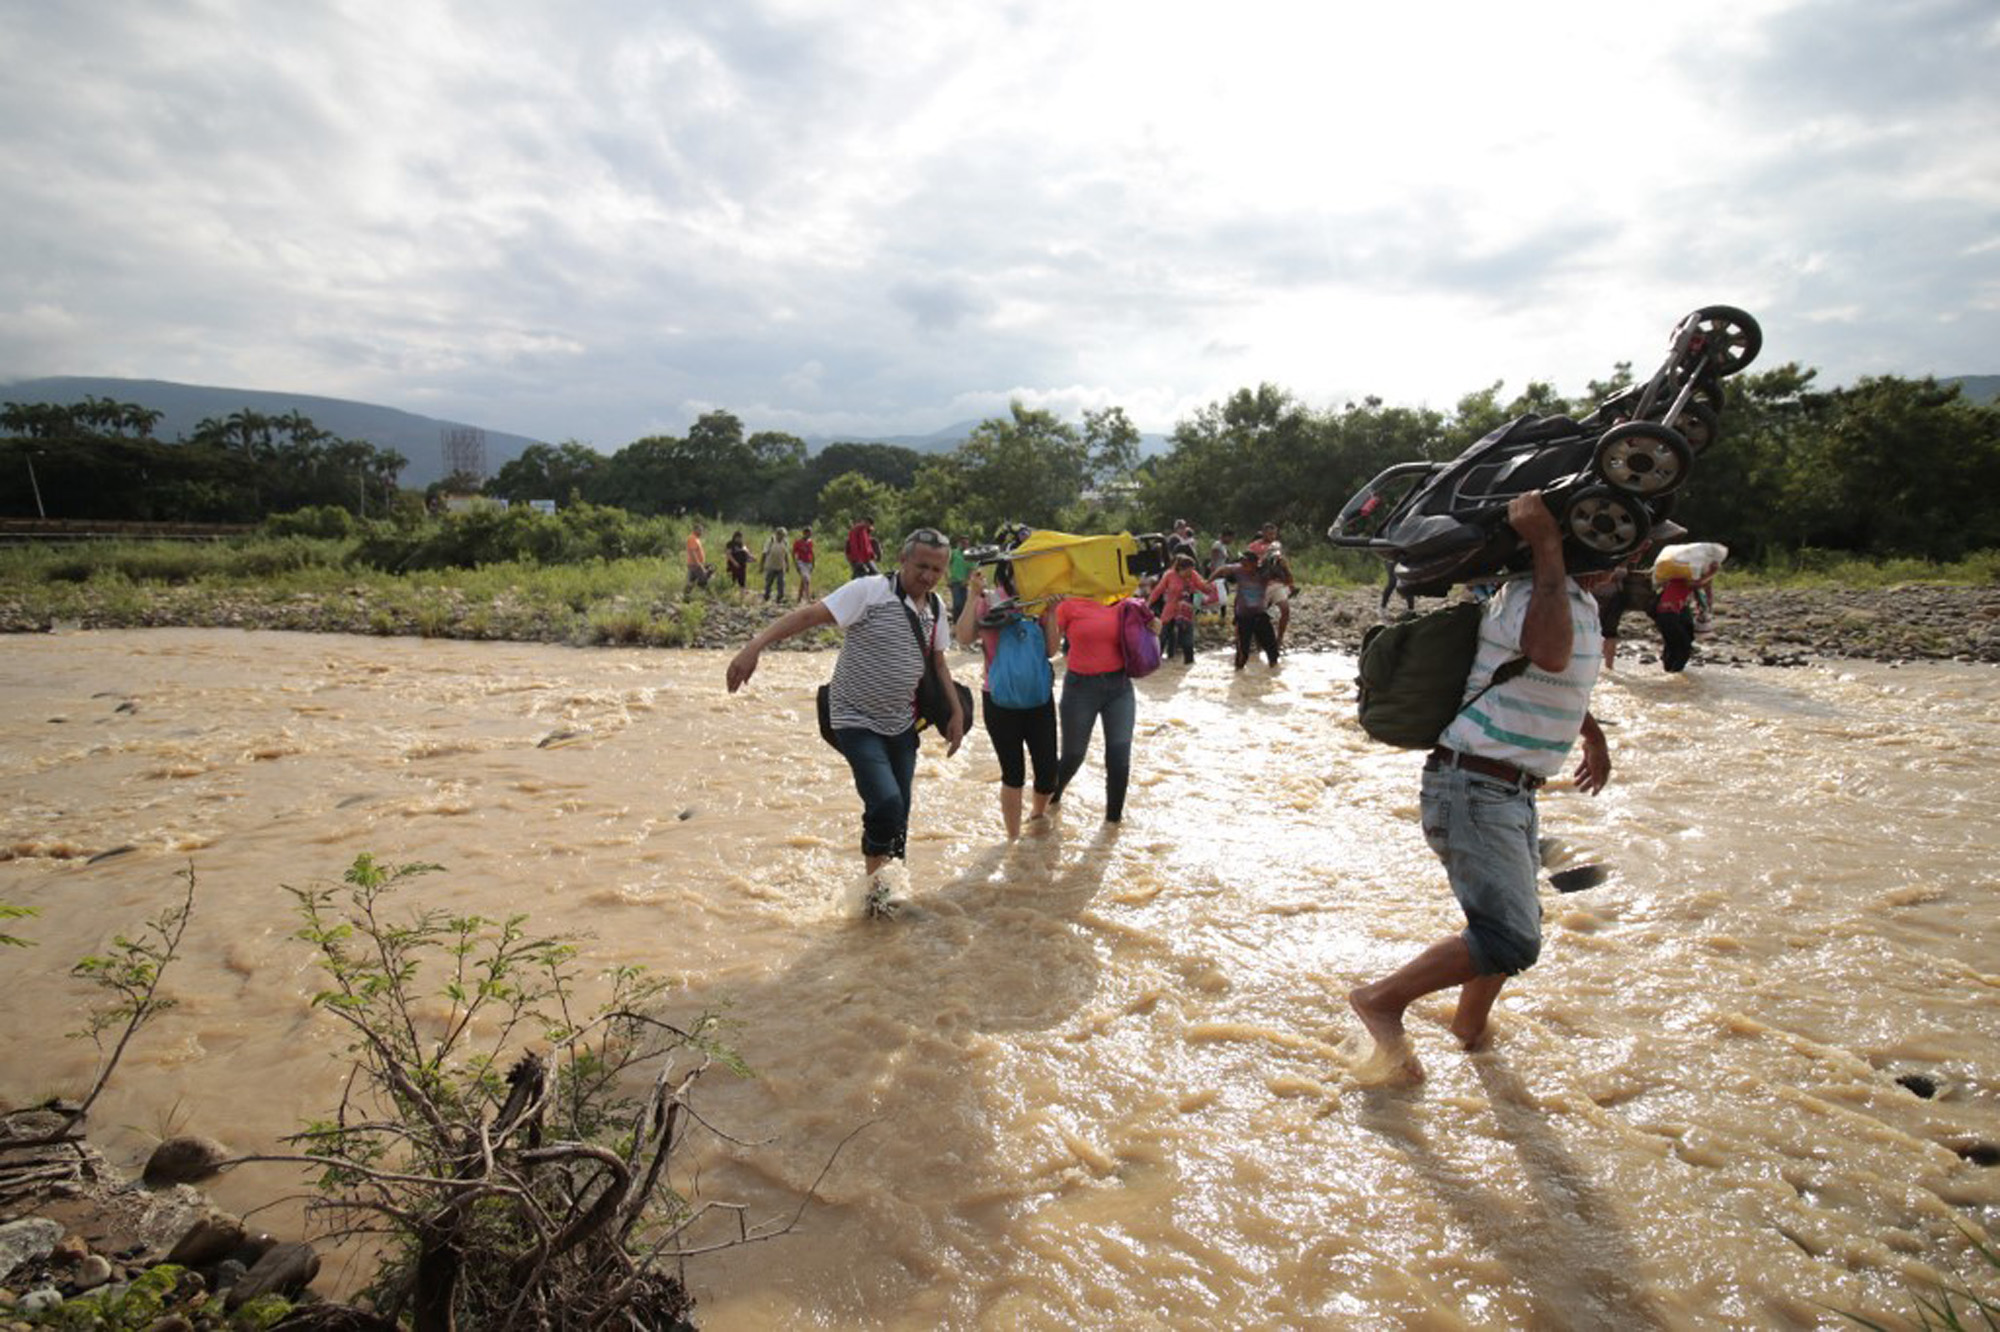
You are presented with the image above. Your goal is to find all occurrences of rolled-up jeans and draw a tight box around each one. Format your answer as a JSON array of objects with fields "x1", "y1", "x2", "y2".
[
  {"x1": 834, "y1": 726, "x2": 919, "y2": 860},
  {"x1": 1054, "y1": 669, "x2": 1135, "y2": 821},
  {"x1": 1419, "y1": 764, "x2": 1542, "y2": 975}
]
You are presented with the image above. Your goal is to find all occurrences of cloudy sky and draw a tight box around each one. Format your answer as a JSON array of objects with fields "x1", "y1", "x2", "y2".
[{"x1": 2, "y1": 0, "x2": 1996, "y2": 448}]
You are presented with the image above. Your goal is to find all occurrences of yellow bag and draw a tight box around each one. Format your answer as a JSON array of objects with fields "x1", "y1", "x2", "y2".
[{"x1": 1006, "y1": 530, "x2": 1145, "y2": 606}]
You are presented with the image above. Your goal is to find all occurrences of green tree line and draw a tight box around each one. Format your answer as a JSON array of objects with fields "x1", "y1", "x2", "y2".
[
  {"x1": 8, "y1": 368, "x2": 1999, "y2": 564},
  {"x1": 0, "y1": 400, "x2": 407, "y2": 521}
]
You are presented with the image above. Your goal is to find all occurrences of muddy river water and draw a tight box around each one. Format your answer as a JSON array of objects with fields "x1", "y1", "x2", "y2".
[{"x1": 2, "y1": 629, "x2": 1997, "y2": 1328}]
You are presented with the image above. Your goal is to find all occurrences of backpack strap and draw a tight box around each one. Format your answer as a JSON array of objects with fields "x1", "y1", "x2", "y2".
[{"x1": 1454, "y1": 655, "x2": 1528, "y2": 722}]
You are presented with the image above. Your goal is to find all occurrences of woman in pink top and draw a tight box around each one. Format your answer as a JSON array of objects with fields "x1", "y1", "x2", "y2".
[
  {"x1": 1050, "y1": 594, "x2": 1154, "y2": 823},
  {"x1": 1149, "y1": 552, "x2": 1217, "y2": 664}
]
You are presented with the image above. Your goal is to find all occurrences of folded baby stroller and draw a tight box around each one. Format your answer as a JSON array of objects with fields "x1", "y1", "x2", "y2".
[{"x1": 1327, "y1": 305, "x2": 1761, "y2": 599}]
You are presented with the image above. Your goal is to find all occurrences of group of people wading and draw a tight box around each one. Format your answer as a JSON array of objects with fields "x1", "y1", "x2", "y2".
[{"x1": 727, "y1": 494, "x2": 1622, "y2": 1079}]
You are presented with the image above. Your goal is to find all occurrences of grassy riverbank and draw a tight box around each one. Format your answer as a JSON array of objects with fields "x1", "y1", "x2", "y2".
[{"x1": 2, "y1": 537, "x2": 1997, "y2": 663}]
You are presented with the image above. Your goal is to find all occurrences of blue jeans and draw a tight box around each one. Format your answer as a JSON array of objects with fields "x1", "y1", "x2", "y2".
[
  {"x1": 834, "y1": 726, "x2": 919, "y2": 860},
  {"x1": 1420, "y1": 764, "x2": 1542, "y2": 975},
  {"x1": 1054, "y1": 670, "x2": 1135, "y2": 821},
  {"x1": 1160, "y1": 617, "x2": 1195, "y2": 663}
]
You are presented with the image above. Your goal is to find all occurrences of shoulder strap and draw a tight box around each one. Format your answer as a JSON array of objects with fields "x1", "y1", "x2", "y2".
[
  {"x1": 890, "y1": 576, "x2": 937, "y2": 660},
  {"x1": 1456, "y1": 655, "x2": 1528, "y2": 720}
]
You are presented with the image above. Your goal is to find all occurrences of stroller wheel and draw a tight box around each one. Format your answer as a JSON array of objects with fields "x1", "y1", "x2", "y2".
[
  {"x1": 1673, "y1": 400, "x2": 1722, "y2": 455},
  {"x1": 1561, "y1": 486, "x2": 1653, "y2": 557},
  {"x1": 1593, "y1": 422, "x2": 1694, "y2": 495},
  {"x1": 1685, "y1": 305, "x2": 1762, "y2": 377}
]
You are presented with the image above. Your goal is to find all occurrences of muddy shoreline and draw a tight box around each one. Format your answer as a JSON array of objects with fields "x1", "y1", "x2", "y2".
[{"x1": 4, "y1": 583, "x2": 1998, "y2": 666}]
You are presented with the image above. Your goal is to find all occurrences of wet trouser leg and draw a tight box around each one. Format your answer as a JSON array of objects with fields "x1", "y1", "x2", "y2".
[
  {"x1": 1054, "y1": 670, "x2": 1135, "y2": 821},
  {"x1": 834, "y1": 726, "x2": 919, "y2": 860},
  {"x1": 984, "y1": 698, "x2": 1059, "y2": 794},
  {"x1": 1655, "y1": 609, "x2": 1695, "y2": 672}
]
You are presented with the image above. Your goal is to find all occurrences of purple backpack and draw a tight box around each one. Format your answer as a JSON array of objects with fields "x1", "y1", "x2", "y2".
[{"x1": 1118, "y1": 598, "x2": 1162, "y2": 678}]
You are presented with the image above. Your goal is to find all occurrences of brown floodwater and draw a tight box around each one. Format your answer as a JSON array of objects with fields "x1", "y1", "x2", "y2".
[{"x1": 2, "y1": 628, "x2": 1996, "y2": 1329}]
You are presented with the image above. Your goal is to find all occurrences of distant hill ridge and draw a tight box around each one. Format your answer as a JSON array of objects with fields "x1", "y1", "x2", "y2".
[
  {"x1": 0, "y1": 376, "x2": 548, "y2": 490},
  {"x1": 0, "y1": 377, "x2": 1178, "y2": 485},
  {"x1": 8, "y1": 373, "x2": 1985, "y2": 491},
  {"x1": 1943, "y1": 375, "x2": 2000, "y2": 404}
]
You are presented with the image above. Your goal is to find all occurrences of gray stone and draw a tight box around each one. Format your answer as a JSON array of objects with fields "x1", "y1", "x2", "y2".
[
  {"x1": 72, "y1": 1254, "x2": 113, "y2": 1290},
  {"x1": 142, "y1": 1135, "x2": 229, "y2": 1186},
  {"x1": 229, "y1": 1232, "x2": 277, "y2": 1266},
  {"x1": 0, "y1": 1218, "x2": 63, "y2": 1285},
  {"x1": 224, "y1": 1241, "x2": 319, "y2": 1309},
  {"x1": 163, "y1": 1213, "x2": 247, "y2": 1268},
  {"x1": 18, "y1": 1287, "x2": 62, "y2": 1314}
]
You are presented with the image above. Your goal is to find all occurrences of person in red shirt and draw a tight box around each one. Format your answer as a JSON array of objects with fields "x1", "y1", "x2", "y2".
[
  {"x1": 1049, "y1": 594, "x2": 1156, "y2": 823},
  {"x1": 791, "y1": 525, "x2": 816, "y2": 602},
  {"x1": 845, "y1": 517, "x2": 879, "y2": 579}
]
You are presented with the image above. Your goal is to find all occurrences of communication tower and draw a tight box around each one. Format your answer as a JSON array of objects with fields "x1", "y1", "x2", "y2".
[{"x1": 441, "y1": 426, "x2": 487, "y2": 481}]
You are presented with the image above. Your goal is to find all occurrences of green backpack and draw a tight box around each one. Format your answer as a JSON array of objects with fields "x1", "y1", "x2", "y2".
[{"x1": 1355, "y1": 600, "x2": 1525, "y2": 749}]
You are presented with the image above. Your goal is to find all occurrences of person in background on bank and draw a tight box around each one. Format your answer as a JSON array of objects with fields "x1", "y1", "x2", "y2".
[
  {"x1": 954, "y1": 565, "x2": 1060, "y2": 838},
  {"x1": 1261, "y1": 541, "x2": 1298, "y2": 646},
  {"x1": 1231, "y1": 551, "x2": 1280, "y2": 670},
  {"x1": 726, "y1": 528, "x2": 965, "y2": 914},
  {"x1": 725, "y1": 530, "x2": 751, "y2": 592},
  {"x1": 760, "y1": 526, "x2": 790, "y2": 603},
  {"x1": 948, "y1": 533, "x2": 974, "y2": 625},
  {"x1": 1150, "y1": 552, "x2": 1217, "y2": 665},
  {"x1": 684, "y1": 523, "x2": 712, "y2": 592},
  {"x1": 1347, "y1": 490, "x2": 1616, "y2": 1082},
  {"x1": 1208, "y1": 527, "x2": 1238, "y2": 626},
  {"x1": 792, "y1": 525, "x2": 816, "y2": 602},
  {"x1": 846, "y1": 516, "x2": 881, "y2": 580},
  {"x1": 1050, "y1": 593, "x2": 1156, "y2": 824}
]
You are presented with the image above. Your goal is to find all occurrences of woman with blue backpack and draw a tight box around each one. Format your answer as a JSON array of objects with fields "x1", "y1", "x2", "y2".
[{"x1": 954, "y1": 564, "x2": 1061, "y2": 839}]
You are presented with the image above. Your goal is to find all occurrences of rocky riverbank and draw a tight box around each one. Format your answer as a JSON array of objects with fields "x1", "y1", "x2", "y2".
[
  {"x1": 0, "y1": 1109, "x2": 339, "y2": 1329},
  {"x1": 4, "y1": 582, "x2": 1999, "y2": 666}
]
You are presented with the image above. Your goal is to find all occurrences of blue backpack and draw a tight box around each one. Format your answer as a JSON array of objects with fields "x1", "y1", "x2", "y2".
[{"x1": 987, "y1": 614, "x2": 1052, "y2": 709}]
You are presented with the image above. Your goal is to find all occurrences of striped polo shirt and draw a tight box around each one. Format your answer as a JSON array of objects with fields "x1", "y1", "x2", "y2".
[
  {"x1": 1436, "y1": 575, "x2": 1604, "y2": 778},
  {"x1": 821, "y1": 574, "x2": 948, "y2": 735}
]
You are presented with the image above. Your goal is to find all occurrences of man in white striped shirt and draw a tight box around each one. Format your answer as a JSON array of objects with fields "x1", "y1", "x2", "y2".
[
  {"x1": 727, "y1": 528, "x2": 965, "y2": 911},
  {"x1": 1349, "y1": 491, "x2": 1616, "y2": 1081}
]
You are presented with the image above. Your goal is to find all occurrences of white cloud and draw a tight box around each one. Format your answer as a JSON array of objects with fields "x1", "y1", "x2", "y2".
[{"x1": 1, "y1": 0, "x2": 1995, "y2": 445}]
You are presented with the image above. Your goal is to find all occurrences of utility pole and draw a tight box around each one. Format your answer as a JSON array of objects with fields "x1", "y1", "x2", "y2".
[{"x1": 25, "y1": 453, "x2": 45, "y2": 519}]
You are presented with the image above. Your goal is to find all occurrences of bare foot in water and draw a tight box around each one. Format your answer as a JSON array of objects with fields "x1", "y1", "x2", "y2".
[
  {"x1": 1449, "y1": 975, "x2": 1504, "y2": 1051},
  {"x1": 1348, "y1": 985, "x2": 1425, "y2": 1084}
]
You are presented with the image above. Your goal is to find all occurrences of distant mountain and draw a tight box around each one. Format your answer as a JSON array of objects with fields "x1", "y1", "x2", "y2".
[
  {"x1": 0, "y1": 376, "x2": 547, "y2": 488},
  {"x1": 1, "y1": 377, "x2": 1183, "y2": 488},
  {"x1": 804, "y1": 419, "x2": 1173, "y2": 459},
  {"x1": 803, "y1": 420, "x2": 982, "y2": 455},
  {"x1": 1942, "y1": 375, "x2": 2000, "y2": 404}
]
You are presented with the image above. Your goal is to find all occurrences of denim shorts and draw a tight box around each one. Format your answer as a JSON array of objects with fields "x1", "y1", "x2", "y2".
[{"x1": 1420, "y1": 764, "x2": 1542, "y2": 976}]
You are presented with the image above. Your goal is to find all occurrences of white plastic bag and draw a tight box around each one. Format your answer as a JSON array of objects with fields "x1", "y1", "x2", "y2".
[{"x1": 1652, "y1": 541, "x2": 1728, "y2": 584}]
